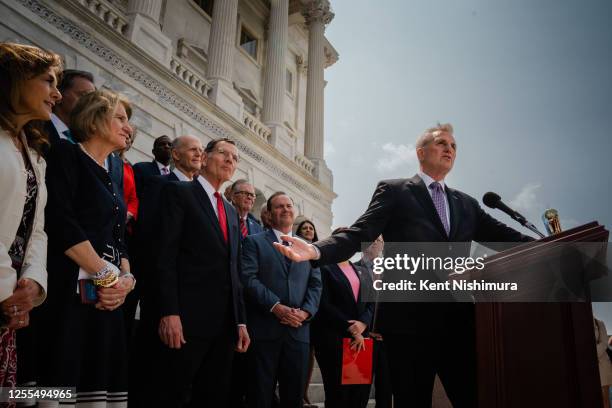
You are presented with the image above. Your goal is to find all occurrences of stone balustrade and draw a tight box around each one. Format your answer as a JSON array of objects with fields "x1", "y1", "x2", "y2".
[
  {"x1": 169, "y1": 56, "x2": 212, "y2": 98},
  {"x1": 76, "y1": 0, "x2": 128, "y2": 34},
  {"x1": 294, "y1": 154, "x2": 315, "y2": 175},
  {"x1": 243, "y1": 111, "x2": 272, "y2": 143}
]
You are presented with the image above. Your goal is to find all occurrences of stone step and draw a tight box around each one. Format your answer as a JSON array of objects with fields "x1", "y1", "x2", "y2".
[
  {"x1": 306, "y1": 382, "x2": 325, "y2": 404},
  {"x1": 310, "y1": 365, "x2": 322, "y2": 383}
]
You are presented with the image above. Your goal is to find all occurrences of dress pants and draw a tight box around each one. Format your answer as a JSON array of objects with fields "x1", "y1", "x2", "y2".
[
  {"x1": 247, "y1": 333, "x2": 309, "y2": 408},
  {"x1": 383, "y1": 314, "x2": 477, "y2": 408},
  {"x1": 152, "y1": 328, "x2": 235, "y2": 408},
  {"x1": 372, "y1": 339, "x2": 392, "y2": 408},
  {"x1": 314, "y1": 342, "x2": 372, "y2": 408},
  {"x1": 229, "y1": 351, "x2": 249, "y2": 408}
]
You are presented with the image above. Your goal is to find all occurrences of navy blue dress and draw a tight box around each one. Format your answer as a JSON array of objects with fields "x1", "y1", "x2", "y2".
[{"x1": 38, "y1": 140, "x2": 129, "y2": 407}]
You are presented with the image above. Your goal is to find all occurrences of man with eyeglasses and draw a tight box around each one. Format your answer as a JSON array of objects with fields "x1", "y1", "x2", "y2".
[
  {"x1": 231, "y1": 180, "x2": 264, "y2": 239},
  {"x1": 228, "y1": 179, "x2": 263, "y2": 408},
  {"x1": 150, "y1": 138, "x2": 250, "y2": 407}
]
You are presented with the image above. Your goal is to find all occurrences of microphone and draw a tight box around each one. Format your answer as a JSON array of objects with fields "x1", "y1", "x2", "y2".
[{"x1": 482, "y1": 192, "x2": 545, "y2": 238}]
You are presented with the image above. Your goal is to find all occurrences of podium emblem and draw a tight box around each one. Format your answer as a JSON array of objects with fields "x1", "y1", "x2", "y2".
[{"x1": 542, "y1": 208, "x2": 562, "y2": 235}]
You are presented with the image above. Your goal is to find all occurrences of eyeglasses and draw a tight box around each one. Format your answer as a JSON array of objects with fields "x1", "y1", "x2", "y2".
[
  {"x1": 213, "y1": 147, "x2": 240, "y2": 163},
  {"x1": 235, "y1": 191, "x2": 256, "y2": 199}
]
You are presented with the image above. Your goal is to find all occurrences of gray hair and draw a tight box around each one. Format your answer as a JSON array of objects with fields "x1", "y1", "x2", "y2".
[
  {"x1": 172, "y1": 135, "x2": 201, "y2": 150},
  {"x1": 231, "y1": 179, "x2": 250, "y2": 193},
  {"x1": 416, "y1": 123, "x2": 454, "y2": 149}
]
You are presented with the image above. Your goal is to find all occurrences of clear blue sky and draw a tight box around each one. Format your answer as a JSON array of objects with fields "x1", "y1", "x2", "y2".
[{"x1": 323, "y1": 0, "x2": 612, "y2": 323}]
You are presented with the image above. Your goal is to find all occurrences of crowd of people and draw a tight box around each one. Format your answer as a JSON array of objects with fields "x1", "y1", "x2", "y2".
[
  {"x1": 5, "y1": 40, "x2": 610, "y2": 408},
  {"x1": 0, "y1": 41, "x2": 391, "y2": 408}
]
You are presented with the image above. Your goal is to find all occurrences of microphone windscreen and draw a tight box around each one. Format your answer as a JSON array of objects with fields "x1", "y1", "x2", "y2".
[{"x1": 482, "y1": 192, "x2": 501, "y2": 208}]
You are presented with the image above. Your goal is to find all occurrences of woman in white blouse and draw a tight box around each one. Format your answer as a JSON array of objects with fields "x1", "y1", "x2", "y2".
[{"x1": 0, "y1": 42, "x2": 61, "y2": 390}]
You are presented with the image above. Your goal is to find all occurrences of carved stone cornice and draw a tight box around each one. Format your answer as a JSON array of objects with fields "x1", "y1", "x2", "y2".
[
  {"x1": 300, "y1": 0, "x2": 334, "y2": 26},
  {"x1": 15, "y1": 0, "x2": 333, "y2": 202}
]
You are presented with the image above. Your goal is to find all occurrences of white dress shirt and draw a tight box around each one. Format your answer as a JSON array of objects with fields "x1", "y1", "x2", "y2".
[
  {"x1": 156, "y1": 160, "x2": 170, "y2": 175},
  {"x1": 50, "y1": 113, "x2": 69, "y2": 139},
  {"x1": 197, "y1": 175, "x2": 221, "y2": 218},
  {"x1": 172, "y1": 168, "x2": 192, "y2": 181},
  {"x1": 272, "y1": 229, "x2": 293, "y2": 242}
]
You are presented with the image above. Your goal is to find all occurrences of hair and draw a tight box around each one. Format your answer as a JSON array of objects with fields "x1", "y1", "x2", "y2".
[
  {"x1": 70, "y1": 89, "x2": 131, "y2": 143},
  {"x1": 416, "y1": 122, "x2": 454, "y2": 149},
  {"x1": 204, "y1": 137, "x2": 235, "y2": 153},
  {"x1": 154, "y1": 134, "x2": 171, "y2": 147},
  {"x1": 0, "y1": 42, "x2": 63, "y2": 155},
  {"x1": 266, "y1": 191, "x2": 293, "y2": 211},
  {"x1": 231, "y1": 179, "x2": 250, "y2": 194},
  {"x1": 296, "y1": 219, "x2": 319, "y2": 242},
  {"x1": 57, "y1": 69, "x2": 94, "y2": 94}
]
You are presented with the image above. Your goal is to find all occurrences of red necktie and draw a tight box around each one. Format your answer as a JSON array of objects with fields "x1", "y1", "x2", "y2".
[
  {"x1": 240, "y1": 217, "x2": 248, "y2": 238},
  {"x1": 214, "y1": 192, "x2": 228, "y2": 243}
]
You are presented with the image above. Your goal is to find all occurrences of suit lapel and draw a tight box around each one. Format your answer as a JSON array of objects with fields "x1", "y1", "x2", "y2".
[
  {"x1": 446, "y1": 186, "x2": 461, "y2": 240},
  {"x1": 151, "y1": 160, "x2": 162, "y2": 176},
  {"x1": 408, "y1": 175, "x2": 448, "y2": 238},
  {"x1": 225, "y1": 197, "x2": 238, "y2": 248},
  {"x1": 265, "y1": 229, "x2": 290, "y2": 275},
  {"x1": 192, "y1": 181, "x2": 225, "y2": 244}
]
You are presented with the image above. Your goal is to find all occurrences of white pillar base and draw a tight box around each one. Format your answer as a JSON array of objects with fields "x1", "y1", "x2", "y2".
[
  {"x1": 311, "y1": 158, "x2": 333, "y2": 188},
  {"x1": 209, "y1": 79, "x2": 244, "y2": 122},
  {"x1": 126, "y1": 14, "x2": 172, "y2": 67},
  {"x1": 267, "y1": 124, "x2": 294, "y2": 160}
]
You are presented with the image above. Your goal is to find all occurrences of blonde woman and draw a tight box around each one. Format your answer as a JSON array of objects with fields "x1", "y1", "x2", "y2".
[
  {"x1": 0, "y1": 42, "x2": 61, "y2": 393},
  {"x1": 38, "y1": 89, "x2": 135, "y2": 407}
]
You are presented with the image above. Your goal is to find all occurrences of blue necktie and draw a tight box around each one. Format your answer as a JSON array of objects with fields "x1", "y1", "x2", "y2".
[
  {"x1": 282, "y1": 240, "x2": 292, "y2": 270},
  {"x1": 62, "y1": 129, "x2": 75, "y2": 144}
]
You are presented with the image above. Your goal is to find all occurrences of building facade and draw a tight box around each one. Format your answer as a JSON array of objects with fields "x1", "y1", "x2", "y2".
[{"x1": 1, "y1": 0, "x2": 337, "y2": 233}]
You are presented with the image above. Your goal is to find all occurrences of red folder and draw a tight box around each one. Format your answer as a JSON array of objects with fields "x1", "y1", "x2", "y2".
[{"x1": 341, "y1": 337, "x2": 373, "y2": 385}]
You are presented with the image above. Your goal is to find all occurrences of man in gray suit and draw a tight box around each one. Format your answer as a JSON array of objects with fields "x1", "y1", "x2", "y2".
[{"x1": 240, "y1": 192, "x2": 322, "y2": 408}]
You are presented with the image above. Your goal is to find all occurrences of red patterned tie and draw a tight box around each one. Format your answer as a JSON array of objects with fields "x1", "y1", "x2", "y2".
[
  {"x1": 214, "y1": 192, "x2": 228, "y2": 243},
  {"x1": 240, "y1": 217, "x2": 248, "y2": 238}
]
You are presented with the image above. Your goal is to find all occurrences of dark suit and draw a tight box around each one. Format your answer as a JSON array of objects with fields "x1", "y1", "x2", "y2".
[
  {"x1": 132, "y1": 160, "x2": 163, "y2": 199},
  {"x1": 314, "y1": 174, "x2": 533, "y2": 408},
  {"x1": 230, "y1": 211, "x2": 265, "y2": 408},
  {"x1": 241, "y1": 230, "x2": 322, "y2": 408},
  {"x1": 244, "y1": 213, "x2": 264, "y2": 236},
  {"x1": 354, "y1": 258, "x2": 393, "y2": 408},
  {"x1": 43, "y1": 120, "x2": 124, "y2": 195},
  {"x1": 311, "y1": 262, "x2": 374, "y2": 408},
  {"x1": 150, "y1": 179, "x2": 246, "y2": 407},
  {"x1": 129, "y1": 171, "x2": 184, "y2": 407}
]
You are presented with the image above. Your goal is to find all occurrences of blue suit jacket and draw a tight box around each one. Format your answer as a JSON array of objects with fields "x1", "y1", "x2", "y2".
[
  {"x1": 245, "y1": 213, "x2": 264, "y2": 236},
  {"x1": 240, "y1": 229, "x2": 322, "y2": 343}
]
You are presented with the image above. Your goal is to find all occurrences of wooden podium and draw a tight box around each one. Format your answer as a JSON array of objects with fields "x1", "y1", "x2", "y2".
[{"x1": 474, "y1": 222, "x2": 609, "y2": 407}]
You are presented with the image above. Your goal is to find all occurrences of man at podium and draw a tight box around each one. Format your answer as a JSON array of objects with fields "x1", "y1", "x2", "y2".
[{"x1": 275, "y1": 123, "x2": 534, "y2": 408}]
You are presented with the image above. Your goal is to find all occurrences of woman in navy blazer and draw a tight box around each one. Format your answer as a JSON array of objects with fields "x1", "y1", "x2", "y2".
[{"x1": 311, "y1": 227, "x2": 374, "y2": 408}]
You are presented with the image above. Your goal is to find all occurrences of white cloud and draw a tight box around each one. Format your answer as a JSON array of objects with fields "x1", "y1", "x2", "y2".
[
  {"x1": 375, "y1": 142, "x2": 418, "y2": 173},
  {"x1": 509, "y1": 183, "x2": 541, "y2": 212},
  {"x1": 324, "y1": 141, "x2": 336, "y2": 157}
]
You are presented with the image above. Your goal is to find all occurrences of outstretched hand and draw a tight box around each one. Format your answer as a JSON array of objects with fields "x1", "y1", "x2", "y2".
[{"x1": 273, "y1": 235, "x2": 318, "y2": 262}]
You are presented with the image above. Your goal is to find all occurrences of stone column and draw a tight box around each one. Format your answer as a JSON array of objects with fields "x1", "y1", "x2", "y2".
[
  {"x1": 126, "y1": 0, "x2": 172, "y2": 66},
  {"x1": 302, "y1": 0, "x2": 334, "y2": 185},
  {"x1": 262, "y1": 0, "x2": 292, "y2": 158},
  {"x1": 206, "y1": 0, "x2": 243, "y2": 120}
]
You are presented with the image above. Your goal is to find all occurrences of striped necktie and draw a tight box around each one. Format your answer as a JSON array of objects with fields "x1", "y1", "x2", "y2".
[{"x1": 429, "y1": 182, "x2": 450, "y2": 236}]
